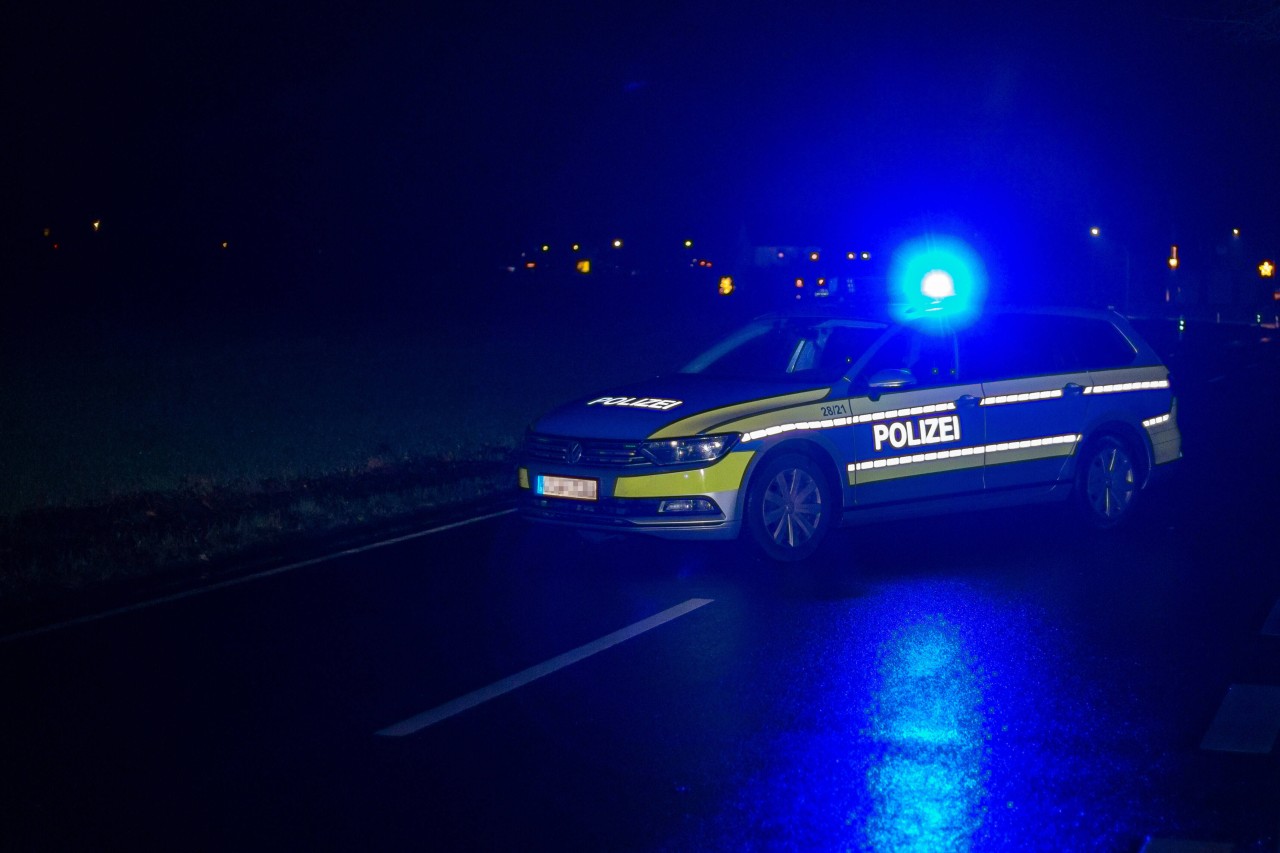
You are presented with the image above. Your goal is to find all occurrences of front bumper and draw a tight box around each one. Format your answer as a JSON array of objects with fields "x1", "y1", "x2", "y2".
[
  {"x1": 520, "y1": 493, "x2": 742, "y2": 540},
  {"x1": 516, "y1": 449, "x2": 754, "y2": 540}
]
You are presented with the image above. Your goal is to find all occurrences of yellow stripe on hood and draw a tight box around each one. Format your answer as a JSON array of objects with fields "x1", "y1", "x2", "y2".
[{"x1": 648, "y1": 388, "x2": 830, "y2": 439}]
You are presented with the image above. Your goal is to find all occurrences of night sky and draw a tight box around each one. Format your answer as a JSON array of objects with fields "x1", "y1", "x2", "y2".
[{"x1": 4, "y1": 1, "x2": 1278, "y2": 299}]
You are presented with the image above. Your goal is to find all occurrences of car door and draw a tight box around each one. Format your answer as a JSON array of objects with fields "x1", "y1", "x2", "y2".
[
  {"x1": 960, "y1": 314, "x2": 1092, "y2": 492},
  {"x1": 846, "y1": 325, "x2": 985, "y2": 505}
]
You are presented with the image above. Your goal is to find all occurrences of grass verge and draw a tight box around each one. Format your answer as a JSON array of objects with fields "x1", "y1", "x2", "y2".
[
  {"x1": 0, "y1": 449, "x2": 514, "y2": 631},
  {"x1": 0, "y1": 272, "x2": 754, "y2": 630}
]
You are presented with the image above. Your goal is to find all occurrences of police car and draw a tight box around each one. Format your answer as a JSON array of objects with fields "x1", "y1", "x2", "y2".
[{"x1": 518, "y1": 302, "x2": 1181, "y2": 562}]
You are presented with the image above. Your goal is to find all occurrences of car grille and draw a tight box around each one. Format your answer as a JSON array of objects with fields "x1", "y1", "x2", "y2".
[{"x1": 523, "y1": 433, "x2": 649, "y2": 467}]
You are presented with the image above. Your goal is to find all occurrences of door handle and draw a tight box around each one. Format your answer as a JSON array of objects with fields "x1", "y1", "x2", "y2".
[
  {"x1": 1064, "y1": 383, "x2": 1084, "y2": 397},
  {"x1": 956, "y1": 394, "x2": 980, "y2": 409}
]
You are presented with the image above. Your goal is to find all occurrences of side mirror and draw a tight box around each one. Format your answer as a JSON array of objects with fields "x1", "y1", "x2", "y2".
[{"x1": 867, "y1": 368, "x2": 917, "y2": 390}]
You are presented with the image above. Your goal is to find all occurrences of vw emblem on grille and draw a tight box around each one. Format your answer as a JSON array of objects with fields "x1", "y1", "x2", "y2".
[{"x1": 565, "y1": 442, "x2": 584, "y2": 464}]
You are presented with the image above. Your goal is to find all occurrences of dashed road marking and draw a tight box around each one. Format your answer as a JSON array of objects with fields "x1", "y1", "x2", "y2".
[
  {"x1": 1261, "y1": 598, "x2": 1280, "y2": 637},
  {"x1": 1200, "y1": 683, "x2": 1280, "y2": 754},
  {"x1": 376, "y1": 597, "x2": 715, "y2": 737},
  {"x1": 1140, "y1": 839, "x2": 1233, "y2": 853}
]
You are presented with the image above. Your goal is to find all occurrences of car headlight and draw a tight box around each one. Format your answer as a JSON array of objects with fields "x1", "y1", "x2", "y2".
[{"x1": 639, "y1": 433, "x2": 740, "y2": 466}]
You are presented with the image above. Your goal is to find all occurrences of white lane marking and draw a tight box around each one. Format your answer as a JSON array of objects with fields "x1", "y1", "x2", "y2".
[
  {"x1": 1140, "y1": 839, "x2": 1233, "y2": 853},
  {"x1": 0, "y1": 508, "x2": 518, "y2": 645},
  {"x1": 1199, "y1": 683, "x2": 1280, "y2": 754},
  {"x1": 1262, "y1": 598, "x2": 1280, "y2": 637},
  {"x1": 376, "y1": 597, "x2": 715, "y2": 737}
]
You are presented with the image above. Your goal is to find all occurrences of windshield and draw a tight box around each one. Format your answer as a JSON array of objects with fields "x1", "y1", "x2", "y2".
[{"x1": 680, "y1": 317, "x2": 887, "y2": 383}]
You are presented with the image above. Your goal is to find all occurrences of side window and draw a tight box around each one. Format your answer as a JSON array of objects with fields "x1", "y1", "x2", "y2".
[
  {"x1": 814, "y1": 326, "x2": 878, "y2": 378},
  {"x1": 959, "y1": 314, "x2": 1140, "y2": 380},
  {"x1": 858, "y1": 328, "x2": 957, "y2": 388},
  {"x1": 1057, "y1": 317, "x2": 1138, "y2": 370},
  {"x1": 960, "y1": 316, "x2": 1067, "y2": 380}
]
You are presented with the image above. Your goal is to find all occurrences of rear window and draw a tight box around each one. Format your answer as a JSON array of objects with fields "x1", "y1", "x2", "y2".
[{"x1": 959, "y1": 314, "x2": 1137, "y2": 380}]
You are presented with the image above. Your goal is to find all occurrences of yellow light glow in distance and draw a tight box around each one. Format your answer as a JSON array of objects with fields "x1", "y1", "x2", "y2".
[
  {"x1": 612, "y1": 238, "x2": 623, "y2": 248},
  {"x1": 1262, "y1": 260, "x2": 1276, "y2": 278},
  {"x1": 92, "y1": 220, "x2": 101, "y2": 232}
]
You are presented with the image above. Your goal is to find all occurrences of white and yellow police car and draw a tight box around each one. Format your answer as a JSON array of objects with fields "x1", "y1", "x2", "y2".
[{"x1": 518, "y1": 302, "x2": 1181, "y2": 562}]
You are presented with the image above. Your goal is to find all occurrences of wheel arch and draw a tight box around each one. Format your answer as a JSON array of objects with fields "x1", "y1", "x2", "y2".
[
  {"x1": 739, "y1": 438, "x2": 845, "y2": 524},
  {"x1": 1078, "y1": 419, "x2": 1153, "y2": 488}
]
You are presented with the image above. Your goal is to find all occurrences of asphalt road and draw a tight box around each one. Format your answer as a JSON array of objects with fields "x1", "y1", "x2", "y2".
[{"x1": 2, "y1": 322, "x2": 1279, "y2": 852}]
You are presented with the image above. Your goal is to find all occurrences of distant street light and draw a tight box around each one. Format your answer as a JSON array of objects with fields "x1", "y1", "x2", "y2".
[
  {"x1": 1088, "y1": 226, "x2": 1132, "y2": 310},
  {"x1": 1261, "y1": 260, "x2": 1276, "y2": 278}
]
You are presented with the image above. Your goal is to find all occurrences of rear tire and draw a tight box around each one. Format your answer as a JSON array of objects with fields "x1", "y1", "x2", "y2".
[
  {"x1": 745, "y1": 453, "x2": 833, "y2": 561},
  {"x1": 1075, "y1": 434, "x2": 1139, "y2": 529}
]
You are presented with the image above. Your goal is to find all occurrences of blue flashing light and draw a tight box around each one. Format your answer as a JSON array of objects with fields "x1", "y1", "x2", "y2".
[
  {"x1": 889, "y1": 235, "x2": 987, "y2": 328},
  {"x1": 921, "y1": 270, "x2": 956, "y2": 301}
]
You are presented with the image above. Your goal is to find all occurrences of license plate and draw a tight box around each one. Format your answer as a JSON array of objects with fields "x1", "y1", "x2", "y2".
[{"x1": 536, "y1": 475, "x2": 598, "y2": 501}]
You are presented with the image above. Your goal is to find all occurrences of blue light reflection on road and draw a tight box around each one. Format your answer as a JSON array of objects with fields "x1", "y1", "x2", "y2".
[
  {"x1": 671, "y1": 577, "x2": 1174, "y2": 851},
  {"x1": 863, "y1": 615, "x2": 987, "y2": 852}
]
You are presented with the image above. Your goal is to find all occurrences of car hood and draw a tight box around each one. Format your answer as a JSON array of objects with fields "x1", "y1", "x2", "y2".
[{"x1": 531, "y1": 374, "x2": 831, "y2": 440}]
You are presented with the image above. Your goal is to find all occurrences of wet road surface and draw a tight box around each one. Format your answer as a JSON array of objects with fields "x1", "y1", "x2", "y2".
[{"x1": 2, "y1": 323, "x2": 1278, "y2": 851}]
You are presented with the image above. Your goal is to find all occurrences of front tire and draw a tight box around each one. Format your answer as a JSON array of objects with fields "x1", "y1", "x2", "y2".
[
  {"x1": 1076, "y1": 434, "x2": 1139, "y2": 528},
  {"x1": 746, "y1": 453, "x2": 833, "y2": 561}
]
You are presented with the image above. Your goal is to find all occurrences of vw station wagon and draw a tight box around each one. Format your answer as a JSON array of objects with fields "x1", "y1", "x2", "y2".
[{"x1": 518, "y1": 304, "x2": 1182, "y2": 561}]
